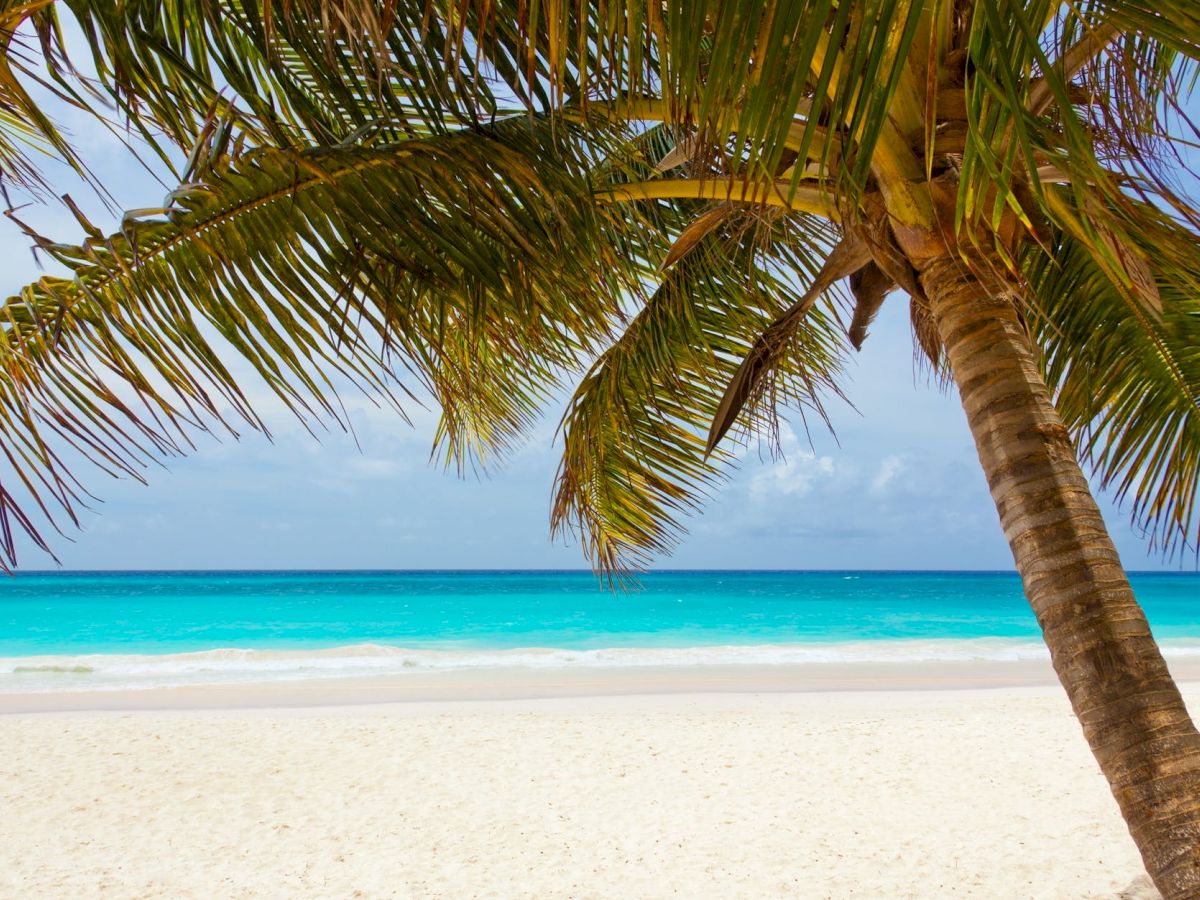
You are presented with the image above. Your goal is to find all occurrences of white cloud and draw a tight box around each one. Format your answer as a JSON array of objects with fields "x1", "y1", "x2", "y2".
[
  {"x1": 870, "y1": 455, "x2": 905, "y2": 495},
  {"x1": 749, "y1": 424, "x2": 836, "y2": 499}
]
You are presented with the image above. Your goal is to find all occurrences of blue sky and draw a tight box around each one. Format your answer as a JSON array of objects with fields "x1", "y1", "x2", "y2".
[{"x1": 1, "y1": 51, "x2": 1194, "y2": 572}]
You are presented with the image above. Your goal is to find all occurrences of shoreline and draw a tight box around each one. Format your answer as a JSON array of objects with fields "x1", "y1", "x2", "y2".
[{"x1": 6, "y1": 655, "x2": 1200, "y2": 714}]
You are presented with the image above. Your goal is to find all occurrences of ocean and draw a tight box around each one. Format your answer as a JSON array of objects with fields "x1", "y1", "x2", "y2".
[{"x1": 3, "y1": 569, "x2": 1199, "y2": 692}]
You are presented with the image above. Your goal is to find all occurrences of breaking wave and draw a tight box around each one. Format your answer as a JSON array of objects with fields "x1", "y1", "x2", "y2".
[{"x1": 4, "y1": 638, "x2": 1199, "y2": 694}]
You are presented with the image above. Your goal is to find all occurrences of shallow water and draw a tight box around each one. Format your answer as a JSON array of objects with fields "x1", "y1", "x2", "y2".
[{"x1": 2, "y1": 569, "x2": 1198, "y2": 690}]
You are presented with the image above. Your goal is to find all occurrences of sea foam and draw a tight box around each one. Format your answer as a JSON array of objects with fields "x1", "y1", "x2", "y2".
[{"x1": 8, "y1": 637, "x2": 1200, "y2": 693}]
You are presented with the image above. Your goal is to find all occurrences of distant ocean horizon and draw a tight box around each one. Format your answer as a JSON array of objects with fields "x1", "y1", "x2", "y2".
[{"x1": 3, "y1": 569, "x2": 1200, "y2": 692}]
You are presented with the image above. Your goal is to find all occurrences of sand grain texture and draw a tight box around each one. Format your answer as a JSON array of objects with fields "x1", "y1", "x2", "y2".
[{"x1": 0, "y1": 684, "x2": 1181, "y2": 899}]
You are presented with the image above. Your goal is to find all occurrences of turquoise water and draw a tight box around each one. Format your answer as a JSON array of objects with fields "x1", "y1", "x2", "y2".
[{"x1": 2, "y1": 570, "x2": 1199, "y2": 690}]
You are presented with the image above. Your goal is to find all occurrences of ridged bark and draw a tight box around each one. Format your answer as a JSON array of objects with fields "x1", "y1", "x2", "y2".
[{"x1": 921, "y1": 255, "x2": 1200, "y2": 898}]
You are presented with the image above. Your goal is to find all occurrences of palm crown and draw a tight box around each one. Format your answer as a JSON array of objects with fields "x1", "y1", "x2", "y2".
[{"x1": 0, "y1": 0, "x2": 1195, "y2": 575}]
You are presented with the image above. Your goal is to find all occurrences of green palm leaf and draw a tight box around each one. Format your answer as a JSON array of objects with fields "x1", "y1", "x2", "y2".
[
  {"x1": 0, "y1": 118, "x2": 641, "y2": 565},
  {"x1": 553, "y1": 208, "x2": 846, "y2": 573},
  {"x1": 1026, "y1": 200, "x2": 1200, "y2": 557},
  {"x1": 1, "y1": 0, "x2": 1198, "y2": 573}
]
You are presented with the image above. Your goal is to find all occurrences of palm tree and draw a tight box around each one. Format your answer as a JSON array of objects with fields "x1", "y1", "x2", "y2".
[{"x1": 2, "y1": 0, "x2": 1200, "y2": 893}]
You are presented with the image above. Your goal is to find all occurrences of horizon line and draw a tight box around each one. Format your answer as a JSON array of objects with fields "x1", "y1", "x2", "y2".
[{"x1": 6, "y1": 567, "x2": 1198, "y2": 576}]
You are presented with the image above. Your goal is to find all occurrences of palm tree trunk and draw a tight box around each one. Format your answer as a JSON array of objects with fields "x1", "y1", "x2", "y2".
[{"x1": 920, "y1": 255, "x2": 1200, "y2": 898}]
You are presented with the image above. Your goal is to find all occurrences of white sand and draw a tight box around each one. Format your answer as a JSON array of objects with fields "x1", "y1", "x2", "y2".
[{"x1": 0, "y1": 675, "x2": 1190, "y2": 899}]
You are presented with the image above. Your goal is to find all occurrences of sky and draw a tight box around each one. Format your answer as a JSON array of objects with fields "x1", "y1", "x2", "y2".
[{"x1": 0, "y1": 36, "x2": 1194, "y2": 573}]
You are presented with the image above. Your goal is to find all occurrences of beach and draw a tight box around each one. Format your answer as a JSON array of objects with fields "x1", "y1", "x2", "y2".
[{"x1": 2, "y1": 663, "x2": 1193, "y2": 899}]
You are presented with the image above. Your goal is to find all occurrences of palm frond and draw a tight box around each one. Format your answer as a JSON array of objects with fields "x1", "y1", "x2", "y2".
[
  {"x1": 1, "y1": 0, "x2": 528, "y2": 193},
  {"x1": 1025, "y1": 198, "x2": 1200, "y2": 557},
  {"x1": 414, "y1": 0, "x2": 912, "y2": 204},
  {"x1": 0, "y1": 1, "x2": 106, "y2": 195},
  {"x1": 69, "y1": 0, "x2": 526, "y2": 142},
  {"x1": 552, "y1": 208, "x2": 845, "y2": 574},
  {"x1": 955, "y1": 1, "x2": 1199, "y2": 260},
  {"x1": 0, "y1": 118, "x2": 641, "y2": 566}
]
